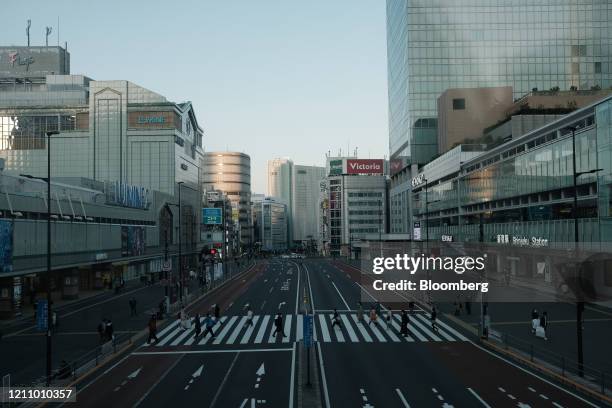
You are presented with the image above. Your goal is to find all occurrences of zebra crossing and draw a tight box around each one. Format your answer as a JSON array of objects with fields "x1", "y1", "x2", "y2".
[{"x1": 145, "y1": 312, "x2": 468, "y2": 348}]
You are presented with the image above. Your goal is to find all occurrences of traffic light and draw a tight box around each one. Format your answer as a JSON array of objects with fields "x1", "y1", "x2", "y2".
[{"x1": 210, "y1": 248, "x2": 217, "y2": 255}]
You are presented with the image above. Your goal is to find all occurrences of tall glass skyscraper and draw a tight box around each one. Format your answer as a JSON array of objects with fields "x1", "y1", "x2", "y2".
[{"x1": 386, "y1": 0, "x2": 612, "y2": 165}]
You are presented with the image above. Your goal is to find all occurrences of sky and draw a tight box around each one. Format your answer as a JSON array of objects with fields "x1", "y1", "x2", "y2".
[{"x1": 3, "y1": 0, "x2": 389, "y2": 193}]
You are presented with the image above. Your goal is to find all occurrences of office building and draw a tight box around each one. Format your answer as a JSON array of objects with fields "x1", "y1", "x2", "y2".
[
  {"x1": 252, "y1": 196, "x2": 288, "y2": 252},
  {"x1": 267, "y1": 158, "x2": 293, "y2": 243},
  {"x1": 201, "y1": 189, "x2": 237, "y2": 259},
  {"x1": 291, "y1": 164, "x2": 325, "y2": 247},
  {"x1": 386, "y1": 0, "x2": 612, "y2": 166},
  {"x1": 203, "y1": 152, "x2": 252, "y2": 250}
]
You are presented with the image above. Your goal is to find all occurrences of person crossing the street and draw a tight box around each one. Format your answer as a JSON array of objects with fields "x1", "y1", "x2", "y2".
[
  {"x1": 273, "y1": 312, "x2": 286, "y2": 337},
  {"x1": 193, "y1": 313, "x2": 202, "y2": 339},
  {"x1": 400, "y1": 310, "x2": 409, "y2": 337},
  {"x1": 147, "y1": 314, "x2": 159, "y2": 344},
  {"x1": 430, "y1": 305, "x2": 439, "y2": 332},
  {"x1": 331, "y1": 308, "x2": 341, "y2": 329},
  {"x1": 357, "y1": 302, "x2": 364, "y2": 324},
  {"x1": 369, "y1": 307, "x2": 378, "y2": 326},
  {"x1": 246, "y1": 306, "x2": 254, "y2": 327},
  {"x1": 203, "y1": 312, "x2": 216, "y2": 339},
  {"x1": 385, "y1": 308, "x2": 393, "y2": 331}
]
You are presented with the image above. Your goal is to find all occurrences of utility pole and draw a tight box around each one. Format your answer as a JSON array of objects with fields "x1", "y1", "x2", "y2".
[{"x1": 177, "y1": 182, "x2": 183, "y2": 303}]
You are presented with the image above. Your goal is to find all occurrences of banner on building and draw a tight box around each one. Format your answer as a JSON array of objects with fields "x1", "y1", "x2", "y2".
[
  {"x1": 121, "y1": 226, "x2": 146, "y2": 256},
  {"x1": 0, "y1": 220, "x2": 13, "y2": 274},
  {"x1": 346, "y1": 159, "x2": 384, "y2": 175}
]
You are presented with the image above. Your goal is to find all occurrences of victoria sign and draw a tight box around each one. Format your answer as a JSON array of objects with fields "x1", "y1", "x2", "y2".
[{"x1": 346, "y1": 159, "x2": 384, "y2": 175}]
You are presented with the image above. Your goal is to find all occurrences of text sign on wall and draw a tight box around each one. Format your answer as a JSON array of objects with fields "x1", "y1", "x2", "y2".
[{"x1": 346, "y1": 159, "x2": 384, "y2": 175}]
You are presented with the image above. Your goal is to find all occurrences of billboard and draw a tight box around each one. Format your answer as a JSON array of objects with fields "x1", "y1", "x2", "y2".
[
  {"x1": 328, "y1": 159, "x2": 343, "y2": 176},
  {"x1": 0, "y1": 220, "x2": 13, "y2": 274},
  {"x1": 121, "y1": 226, "x2": 146, "y2": 256},
  {"x1": 202, "y1": 207, "x2": 223, "y2": 225},
  {"x1": 346, "y1": 159, "x2": 384, "y2": 175}
]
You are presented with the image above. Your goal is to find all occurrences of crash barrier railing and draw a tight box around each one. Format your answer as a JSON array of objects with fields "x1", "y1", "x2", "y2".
[{"x1": 487, "y1": 329, "x2": 611, "y2": 396}]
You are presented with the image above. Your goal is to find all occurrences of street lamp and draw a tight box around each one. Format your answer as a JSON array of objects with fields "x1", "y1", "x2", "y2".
[
  {"x1": 45, "y1": 130, "x2": 59, "y2": 385},
  {"x1": 567, "y1": 125, "x2": 603, "y2": 377}
]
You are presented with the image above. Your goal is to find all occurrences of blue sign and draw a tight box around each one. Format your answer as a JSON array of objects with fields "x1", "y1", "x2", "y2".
[
  {"x1": 137, "y1": 115, "x2": 165, "y2": 124},
  {"x1": 0, "y1": 220, "x2": 13, "y2": 274},
  {"x1": 106, "y1": 181, "x2": 150, "y2": 210},
  {"x1": 202, "y1": 208, "x2": 223, "y2": 225},
  {"x1": 36, "y1": 300, "x2": 48, "y2": 331},
  {"x1": 303, "y1": 314, "x2": 313, "y2": 348}
]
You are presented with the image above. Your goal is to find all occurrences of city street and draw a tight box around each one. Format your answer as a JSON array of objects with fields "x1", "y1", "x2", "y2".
[{"x1": 65, "y1": 258, "x2": 602, "y2": 408}]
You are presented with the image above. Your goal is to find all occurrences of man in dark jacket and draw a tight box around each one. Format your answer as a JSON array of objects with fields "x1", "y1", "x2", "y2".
[
  {"x1": 273, "y1": 313, "x2": 286, "y2": 337},
  {"x1": 147, "y1": 315, "x2": 158, "y2": 344}
]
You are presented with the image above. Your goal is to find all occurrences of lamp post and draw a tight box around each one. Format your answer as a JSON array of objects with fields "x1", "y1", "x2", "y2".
[
  {"x1": 378, "y1": 199, "x2": 383, "y2": 257},
  {"x1": 45, "y1": 130, "x2": 59, "y2": 385},
  {"x1": 567, "y1": 125, "x2": 603, "y2": 377},
  {"x1": 177, "y1": 182, "x2": 184, "y2": 303}
]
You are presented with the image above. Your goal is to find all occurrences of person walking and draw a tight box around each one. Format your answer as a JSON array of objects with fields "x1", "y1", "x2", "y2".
[
  {"x1": 129, "y1": 297, "x2": 137, "y2": 317},
  {"x1": 531, "y1": 308, "x2": 540, "y2": 334},
  {"x1": 273, "y1": 313, "x2": 286, "y2": 337},
  {"x1": 214, "y1": 304, "x2": 221, "y2": 321},
  {"x1": 430, "y1": 306, "x2": 439, "y2": 333},
  {"x1": 203, "y1": 313, "x2": 216, "y2": 339},
  {"x1": 369, "y1": 308, "x2": 378, "y2": 326},
  {"x1": 97, "y1": 319, "x2": 106, "y2": 343},
  {"x1": 331, "y1": 308, "x2": 341, "y2": 329},
  {"x1": 193, "y1": 313, "x2": 202, "y2": 339},
  {"x1": 400, "y1": 310, "x2": 409, "y2": 337},
  {"x1": 147, "y1": 315, "x2": 158, "y2": 344},
  {"x1": 540, "y1": 311, "x2": 548, "y2": 340},
  {"x1": 375, "y1": 302, "x2": 381, "y2": 318},
  {"x1": 105, "y1": 318, "x2": 114, "y2": 341},
  {"x1": 357, "y1": 302, "x2": 364, "y2": 324},
  {"x1": 246, "y1": 306, "x2": 254, "y2": 327},
  {"x1": 385, "y1": 309, "x2": 393, "y2": 331}
]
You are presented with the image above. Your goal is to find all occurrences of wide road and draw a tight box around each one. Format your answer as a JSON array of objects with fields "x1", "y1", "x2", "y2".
[{"x1": 65, "y1": 258, "x2": 604, "y2": 408}]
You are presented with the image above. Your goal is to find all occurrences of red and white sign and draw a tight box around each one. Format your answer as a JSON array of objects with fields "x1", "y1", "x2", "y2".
[{"x1": 346, "y1": 159, "x2": 384, "y2": 175}]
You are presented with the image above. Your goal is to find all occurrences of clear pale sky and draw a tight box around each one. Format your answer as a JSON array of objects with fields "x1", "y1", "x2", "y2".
[{"x1": 3, "y1": 0, "x2": 389, "y2": 193}]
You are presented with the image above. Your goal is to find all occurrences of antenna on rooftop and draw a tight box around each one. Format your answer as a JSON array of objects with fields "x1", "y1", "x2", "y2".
[{"x1": 26, "y1": 19, "x2": 31, "y2": 46}]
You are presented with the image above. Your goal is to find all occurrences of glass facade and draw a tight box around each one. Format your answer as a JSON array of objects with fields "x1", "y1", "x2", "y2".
[
  {"x1": 0, "y1": 114, "x2": 77, "y2": 150},
  {"x1": 386, "y1": 0, "x2": 612, "y2": 164}
]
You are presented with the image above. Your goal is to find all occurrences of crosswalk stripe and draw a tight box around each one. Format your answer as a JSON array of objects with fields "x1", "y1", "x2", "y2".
[
  {"x1": 197, "y1": 316, "x2": 227, "y2": 345},
  {"x1": 340, "y1": 314, "x2": 359, "y2": 342},
  {"x1": 393, "y1": 315, "x2": 427, "y2": 341},
  {"x1": 329, "y1": 315, "x2": 345, "y2": 342},
  {"x1": 240, "y1": 316, "x2": 260, "y2": 344},
  {"x1": 213, "y1": 316, "x2": 238, "y2": 345},
  {"x1": 380, "y1": 316, "x2": 401, "y2": 342},
  {"x1": 226, "y1": 316, "x2": 248, "y2": 344},
  {"x1": 156, "y1": 324, "x2": 184, "y2": 346},
  {"x1": 254, "y1": 316, "x2": 270, "y2": 344},
  {"x1": 318, "y1": 314, "x2": 331, "y2": 342},
  {"x1": 414, "y1": 314, "x2": 455, "y2": 341},
  {"x1": 350, "y1": 314, "x2": 373, "y2": 342},
  {"x1": 282, "y1": 315, "x2": 293, "y2": 343},
  {"x1": 170, "y1": 319, "x2": 199, "y2": 346},
  {"x1": 433, "y1": 317, "x2": 469, "y2": 341},
  {"x1": 364, "y1": 316, "x2": 387, "y2": 342},
  {"x1": 156, "y1": 319, "x2": 179, "y2": 338},
  {"x1": 296, "y1": 315, "x2": 303, "y2": 341},
  {"x1": 390, "y1": 316, "x2": 414, "y2": 342},
  {"x1": 410, "y1": 315, "x2": 441, "y2": 341}
]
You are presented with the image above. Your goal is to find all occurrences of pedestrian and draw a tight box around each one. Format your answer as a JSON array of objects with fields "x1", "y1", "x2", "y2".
[
  {"x1": 203, "y1": 313, "x2": 216, "y2": 339},
  {"x1": 214, "y1": 304, "x2": 221, "y2": 321},
  {"x1": 375, "y1": 301, "x2": 381, "y2": 317},
  {"x1": 273, "y1": 313, "x2": 286, "y2": 337},
  {"x1": 369, "y1": 308, "x2": 378, "y2": 326},
  {"x1": 531, "y1": 308, "x2": 539, "y2": 334},
  {"x1": 129, "y1": 297, "x2": 137, "y2": 317},
  {"x1": 431, "y1": 306, "x2": 438, "y2": 332},
  {"x1": 400, "y1": 310, "x2": 409, "y2": 337},
  {"x1": 193, "y1": 313, "x2": 202, "y2": 339},
  {"x1": 357, "y1": 302, "x2": 364, "y2": 324},
  {"x1": 408, "y1": 301, "x2": 415, "y2": 315},
  {"x1": 246, "y1": 306, "x2": 254, "y2": 327},
  {"x1": 105, "y1": 318, "x2": 114, "y2": 341},
  {"x1": 97, "y1": 319, "x2": 106, "y2": 343},
  {"x1": 385, "y1": 309, "x2": 392, "y2": 331},
  {"x1": 331, "y1": 308, "x2": 341, "y2": 329},
  {"x1": 179, "y1": 308, "x2": 189, "y2": 330},
  {"x1": 147, "y1": 315, "x2": 158, "y2": 344},
  {"x1": 540, "y1": 311, "x2": 548, "y2": 340}
]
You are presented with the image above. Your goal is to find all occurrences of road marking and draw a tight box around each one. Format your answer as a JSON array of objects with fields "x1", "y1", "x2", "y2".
[
  {"x1": 389, "y1": 316, "x2": 414, "y2": 342},
  {"x1": 552, "y1": 402, "x2": 564, "y2": 408},
  {"x1": 396, "y1": 388, "x2": 411, "y2": 408},
  {"x1": 133, "y1": 348, "x2": 293, "y2": 355},
  {"x1": 209, "y1": 352, "x2": 240, "y2": 408},
  {"x1": 293, "y1": 262, "x2": 301, "y2": 315},
  {"x1": 350, "y1": 314, "x2": 373, "y2": 342},
  {"x1": 133, "y1": 356, "x2": 184, "y2": 407},
  {"x1": 170, "y1": 319, "x2": 200, "y2": 346},
  {"x1": 212, "y1": 316, "x2": 238, "y2": 344},
  {"x1": 289, "y1": 342, "x2": 296, "y2": 408},
  {"x1": 331, "y1": 281, "x2": 350, "y2": 310},
  {"x1": 303, "y1": 263, "x2": 316, "y2": 314},
  {"x1": 329, "y1": 314, "x2": 345, "y2": 342},
  {"x1": 296, "y1": 314, "x2": 303, "y2": 341},
  {"x1": 254, "y1": 315, "x2": 270, "y2": 344},
  {"x1": 410, "y1": 315, "x2": 441, "y2": 341},
  {"x1": 467, "y1": 388, "x2": 491, "y2": 408},
  {"x1": 318, "y1": 314, "x2": 331, "y2": 342},
  {"x1": 340, "y1": 314, "x2": 359, "y2": 342},
  {"x1": 317, "y1": 343, "x2": 331, "y2": 408},
  {"x1": 432, "y1": 317, "x2": 469, "y2": 341},
  {"x1": 184, "y1": 364, "x2": 204, "y2": 391},
  {"x1": 240, "y1": 316, "x2": 260, "y2": 344},
  {"x1": 196, "y1": 316, "x2": 227, "y2": 345},
  {"x1": 226, "y1": 316, "x2": 248, "y2": 344},
  {"x1": 364, "y1": 316, "x2": 387, "y2": 342},
  {"x1": 156, "y1": 325, "x2": 184, "y2": 346}
]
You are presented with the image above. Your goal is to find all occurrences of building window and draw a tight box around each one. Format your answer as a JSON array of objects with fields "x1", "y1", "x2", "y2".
[
  {"x1": 595, "y1": 62, "x2": 602, "y2": 74},
  {"x1": 452, "y1": 98, "x2": 465, "y2": 110},
  {"x1": 571, "y1": 63, "x2": 580, "y2": 74}
]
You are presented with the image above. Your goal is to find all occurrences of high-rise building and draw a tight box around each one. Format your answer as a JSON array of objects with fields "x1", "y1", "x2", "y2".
[
  {"x1": 291, "y1": 165, "x2": 325, "y2": 245},
  {"x1": 203, "y1": 152, "x2": 252, "y2": 250},
  {"x1": 386, "y1": 0, "x2": 612, "y2": 166},
  {"x1": 252, "y1": 196, "x2": 288, "y2": 252},
  {"x1": 267, "y1": 158, "x2": 293, "y2": 243}
]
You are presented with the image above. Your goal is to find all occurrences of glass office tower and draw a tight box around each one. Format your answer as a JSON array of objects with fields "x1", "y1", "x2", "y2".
[{"x1": 386, "y1": 0, "x2": 612, "y2": 165}]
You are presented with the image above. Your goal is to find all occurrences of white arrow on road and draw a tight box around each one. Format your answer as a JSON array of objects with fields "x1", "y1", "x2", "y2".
[
  {"x1": 278, "y1": 302, "x2": 286, "y2": 310},
  {"x1": 184, "y1": 365, "x2": 204, "y2": 390},
  {"x1": 114, "y1": 367, "x2": 142, "y2": 392},
  {"x1": 255, "y1": 363, "x2": 265, "y2": 389}
]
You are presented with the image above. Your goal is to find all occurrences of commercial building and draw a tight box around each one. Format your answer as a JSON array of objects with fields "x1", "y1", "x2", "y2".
[
  {"x1": 201, "y1": 189, "x2": 237, "y2": 259},
  {"x1": 411, "y1": 96, "x2": 612, "y2": 300},
  {"x1": 267, "y1": 158, "x2": 293, "y2": 243},
  {"x1": 203, "y1": 152, "x2": 252, "y2": 251},
  {"x1": 386, "y1": 0, "x2": 611, "y2": 166},
  {"x1": 251, "y1": 196, "x2": 288, "y2": 252},
  {"x1": 322, "y1": 158, "x2": 387, "y2": 256},
  {"x1": 291, "y1": 164, "x2": 325, "y2": 247}
]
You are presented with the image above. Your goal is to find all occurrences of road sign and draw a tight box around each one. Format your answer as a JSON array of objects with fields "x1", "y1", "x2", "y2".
[
  {"x1": 202, "y1": 208, "x2": 223, "y2": 225},
  {"x1": 36, "y1": 300, "x2": 48, "y2": 331},
  {"x1": 303, "y1": 314, "x2": 313, "y2": 348}
]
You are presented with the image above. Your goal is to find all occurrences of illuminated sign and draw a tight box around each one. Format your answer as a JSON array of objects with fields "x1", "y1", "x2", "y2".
[
  {"x1": 137, "y1": 115, "x2": 165, "y2": 124},
  {"x1": 441, "y1": 234, "x2": 453, "y2": 242},
  {"x1": 202, "y1": 208, "x2": 223, "y2": 225},
  {"x1": 346, "y1": 159, "x2": 384, "y2": 175}
]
